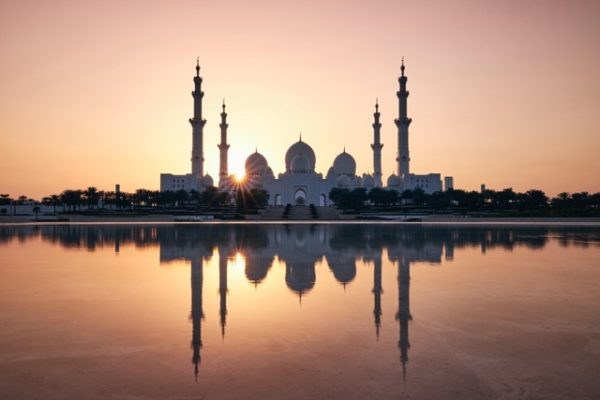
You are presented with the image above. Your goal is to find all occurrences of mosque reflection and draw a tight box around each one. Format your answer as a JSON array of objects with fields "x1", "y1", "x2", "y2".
[{"x1": 1, "y1": 223, "x2": 599, "y2": 381}]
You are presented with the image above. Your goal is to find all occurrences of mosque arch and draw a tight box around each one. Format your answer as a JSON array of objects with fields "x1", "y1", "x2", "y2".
[
  {"x1": 319, "y1": 194, "x2": 326, "y2": 207},
  {"x1": 294, "y1": 189, "x2": 306, "y2": 205},
  {"x1": 275, "y1": 194, "x2": 282, "y2": 206}
]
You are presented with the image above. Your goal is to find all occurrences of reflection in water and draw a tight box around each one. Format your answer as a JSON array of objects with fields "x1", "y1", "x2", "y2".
[
  {"x1": 191, "y1": 259, "x2": 203, "y2": 381},
  {"x1": 1, "y1": 223, "x2": 599, "y2": 382},
  {"x1": 219, "y1": 249, "x2": 228, "y2": 338},
  {"x1": 372, "y1": 252, "x2": 383, "y2": 339},
  {"x1": 398, "y1": 258, "x2": 410, "y2": 380}
]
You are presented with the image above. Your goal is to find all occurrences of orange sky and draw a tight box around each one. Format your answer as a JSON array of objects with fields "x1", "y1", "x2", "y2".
[{"x1": 1, "y1": 0, "x2": 599, "y2": 198}]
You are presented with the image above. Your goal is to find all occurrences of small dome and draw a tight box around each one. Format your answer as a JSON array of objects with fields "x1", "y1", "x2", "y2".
[
  {"x1": 245, "y1": 151, "x2": 269, "y2": 175},
  {"x1": 327, "y1": 258, "x2": 356, "y2": 285},
  {"x1": 201, "y1": 174, "x2": 214, "y2": 187},
  {"x1": 332, "y1": 150, "x2": 356, "y2": 176},
  {"x1": 363, "y1": 174, "x2": 374, "y2": 187},
  {"x1": 285, "y1": 139, "x2": 316, "y2": 171},
  {"x1": 291, "y1": 154, "x2": 310, "y2": 172},
  {"x1": 387, "y1": 174, "x2": 399, "y2": 187},
  {"x1": 285, "y1": 263, "x2": 315, "y2": 294},
  {"x1": 336, "y1": 175, "x2": 351, "y2": 188},
  {"x1": 245, "y1": 256, "x2": 273, "y2": 284}
]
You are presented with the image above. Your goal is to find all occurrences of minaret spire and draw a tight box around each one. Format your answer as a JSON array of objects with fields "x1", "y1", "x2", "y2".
[
  {"x1": 218, "y1": 99, "x2": 230, "y2": 188},
  {"x1": 395, "y1": 58, "x2": 412, "y2": 177},
  {"x1": 190, "y1": 58, "x2": 207, "y2": 186},
  {"x1": 371, "y1": 99, "x2": 384, "y2": 187}
]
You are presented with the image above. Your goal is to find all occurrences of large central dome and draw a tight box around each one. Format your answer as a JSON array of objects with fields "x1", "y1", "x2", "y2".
[
  {"x1": 285, "y1": 138, "x2": 316, "y2": 172},
  {"x1": 332, "y1": 150, "x2": 356, "y2": 176}
]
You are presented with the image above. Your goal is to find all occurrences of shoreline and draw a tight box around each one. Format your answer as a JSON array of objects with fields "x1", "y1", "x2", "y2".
[{"x1": 2, "y1": 214, "x2": 600, "y2": 226}]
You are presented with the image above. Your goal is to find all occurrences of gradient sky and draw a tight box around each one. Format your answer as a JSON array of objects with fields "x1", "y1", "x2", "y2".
[{"x1": 1, "y1": 0, "x2": 599, "y2": 198}]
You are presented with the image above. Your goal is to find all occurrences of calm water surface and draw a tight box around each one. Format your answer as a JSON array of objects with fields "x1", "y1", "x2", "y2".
[{"x1": 0, "y1": 223, "x2": 599, "y2": 400}]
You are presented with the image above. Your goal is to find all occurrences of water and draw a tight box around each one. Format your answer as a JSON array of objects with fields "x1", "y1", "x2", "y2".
[{"x1": 1, "y1": 223, "x2": 599, "y2": 400}]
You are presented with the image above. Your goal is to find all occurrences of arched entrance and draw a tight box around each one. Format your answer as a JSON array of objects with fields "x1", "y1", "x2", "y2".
[
  {"x1": 294, "y1": 189, "x2": 306, "y2": 206},
  {"x1": 319, "y1": 194, "x2": 326, "y2": 207},
  {"x1": 275, "y1": 194, "x2": 282, "y2": 206}
]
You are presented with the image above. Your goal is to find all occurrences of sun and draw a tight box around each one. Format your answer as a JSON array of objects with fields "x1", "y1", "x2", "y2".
[
  {"x1": 229, "y1": 156, "x2": 246, "y2": 182},
  {"x1": 233, "y1": 173, "x2": 246, "y2": 183}
]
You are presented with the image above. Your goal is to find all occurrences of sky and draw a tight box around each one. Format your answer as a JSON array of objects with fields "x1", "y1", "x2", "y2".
[{"x1": 1, "y1": 0, "x2": 599, "y2": 198}]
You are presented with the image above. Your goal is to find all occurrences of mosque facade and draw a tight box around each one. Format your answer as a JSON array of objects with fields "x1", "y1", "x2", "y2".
[{"x1": 160, "y1": 60, "x2": 453, "y2": 205}]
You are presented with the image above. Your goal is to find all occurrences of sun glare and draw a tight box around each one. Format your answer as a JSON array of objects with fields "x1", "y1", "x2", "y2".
[
  {"x1": 233, "y1": 173, "x2": 246, "y2": 183},
  {"x1": 231, "y1": 252, "x2": 246, "y2": 271}
]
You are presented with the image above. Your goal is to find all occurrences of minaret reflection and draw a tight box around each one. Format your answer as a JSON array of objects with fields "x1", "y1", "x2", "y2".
[
  {"x1": 372, "y1": 251, "x2": 383, "y2": 339},
  {"x1": 396, "y1": 258, "x2": 411, "y2": 380},
  {"x1": 190, "y1": 258, "x2": 204, "y2": 381},
  {"x1": 218, "y1": 248, "x2": 228, "y2": 339}
]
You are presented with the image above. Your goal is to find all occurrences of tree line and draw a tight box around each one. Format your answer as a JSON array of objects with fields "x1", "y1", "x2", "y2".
[
  {"x1": 1, "y1": 186, "x2": 599, "y2": 216},
  {"x1": 0, "y1": 186, "x2": 269, "y2": 214},
  {"x1": 329, "y1": 187, "x2": 600, "y2": 215}
]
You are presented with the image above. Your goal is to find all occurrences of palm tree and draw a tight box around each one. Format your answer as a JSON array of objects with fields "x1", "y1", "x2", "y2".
[
  {"x1": 83, "y1": 187, "x2": 99, "y2": 209},
  {"x1": 50, "y1": 194, "x2": 62, "y2": 213},
  {"x1": 61, "y1": 190, "x2": 82, "y2": 213}
]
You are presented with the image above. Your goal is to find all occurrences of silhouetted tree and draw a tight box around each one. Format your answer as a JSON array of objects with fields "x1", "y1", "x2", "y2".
[
  {"x1": 83, "y1": 187, "x2": 99, "y2": 209},
  {"x1": 519, "y1": 189, "x2": 548, "y2": 209},
  {"x1": 235, "y1": 187, "x2": 268, "y2": 209},
  {"x1": 61, "y1": 190, "x2": 82, "y2": 212},
  {"x1": 429, "y1": 191, "x2": 451, "y2": 209},
  {"x1": 368, "y1": 187, "x2": 387, "y2": 206},
  {"x1": 412, "y1": 188, "x2": 426, "y2": 206},
  {"x1": 329, "y1": 188, "x2": 367, "y2": 210},
  {"x1": 174, "y1": 189, "x2": 189, "y2": 206}
]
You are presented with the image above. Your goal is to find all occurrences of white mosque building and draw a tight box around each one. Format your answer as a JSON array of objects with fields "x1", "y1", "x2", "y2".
[{"x1": 160, "y1": 60, "x2": 453, "y2": 206}]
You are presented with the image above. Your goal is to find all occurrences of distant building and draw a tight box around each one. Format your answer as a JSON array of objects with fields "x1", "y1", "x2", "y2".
[
  {"x1": 444, "y1": 176, "x2": 454, "y2": 191},
  {"x1": 161, "y1": 59, "x2": 453, "y2": 203}
]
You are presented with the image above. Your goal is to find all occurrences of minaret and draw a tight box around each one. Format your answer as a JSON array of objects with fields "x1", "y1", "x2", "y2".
[
  {"x1": 218, "y1": 248, "x2": 228, "y2": 338},
  {"x1": 190, "y1": 58, "x2": 207, "y2": 182},
  {"x1": 190, "y1": 259, "x2": 204, "y2": 381},
  {"x1": 218, "y1": 100, "x2": 230, "y2": 187},
  {"x1": 396, "y1": 258, "x2": 411, "y2": 380},
  {"x1": 371, "y1": 100, "x2": 384, "y2": 187},
  {"x1": 372, "y1": 251, "x2": 383, "y2": 338},
  {"x1": 395, "y1": 58, "x2": 412, "y2": 177}
]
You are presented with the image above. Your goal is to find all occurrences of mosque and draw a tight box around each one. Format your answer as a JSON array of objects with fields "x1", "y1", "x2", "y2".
[{"x1": 160, "y1": 60, "x2": 454, "y2": 205}]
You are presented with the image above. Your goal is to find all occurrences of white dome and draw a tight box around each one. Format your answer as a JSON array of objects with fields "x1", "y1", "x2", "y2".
[
  {"x1": 245, "y1": 151, "x2": 269, "y2": 175},
  {"x1": 363, "y1": 174, "x2": 374, "y2": 187},
  {"x1": 336, "y1": 175, "x2": 351, "y2": 188},
  {"x1": 285, "y1": 139, "x2": 316, "y2": 172},
  {"x1": 291, "y1": 154, "x2": 310, "y2": 172},
  {"x1": 387, "y1": 174, "x2": 399, "y2": 187},
  {"x1": 332, "y1": 150, "x2": 356, "y2": 176}
]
